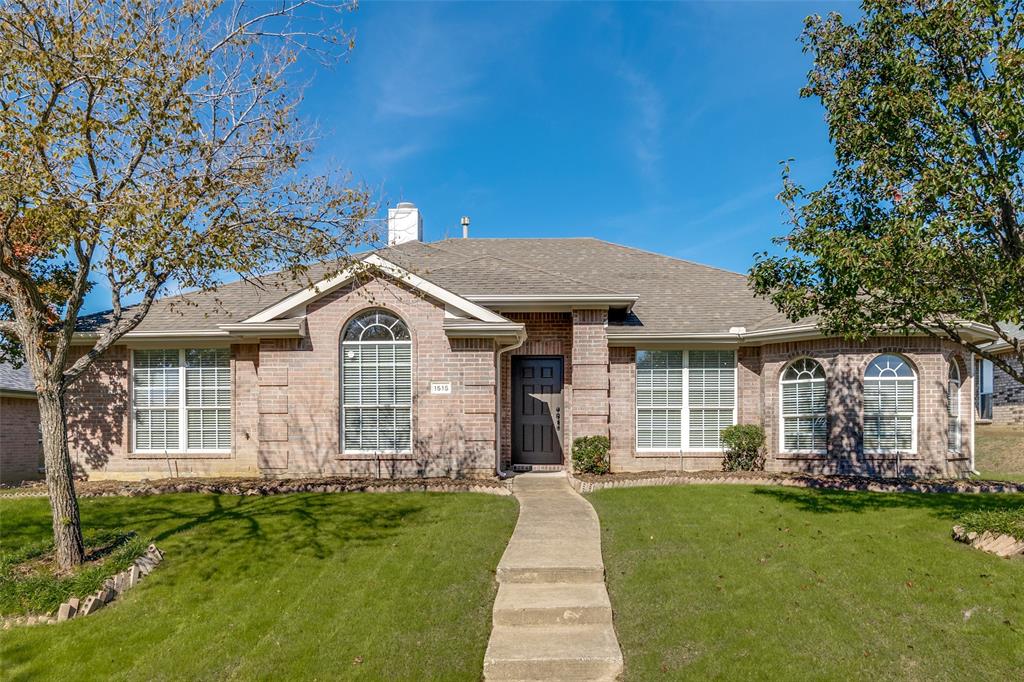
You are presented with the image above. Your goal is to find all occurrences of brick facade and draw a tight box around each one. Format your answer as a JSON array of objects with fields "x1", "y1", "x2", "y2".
[
  {"x1": 0, "y1": 395, "x2": 43, "y2": 483},
  {"x1": 990, "y1": 353, "x2": 1024, "y2": 427},
  {"x1": 607, "y1": 336, "x2": 973, "y2": 477},
  {"x1": 61, "y1": 273, "x2": 978, "y2": 480}
]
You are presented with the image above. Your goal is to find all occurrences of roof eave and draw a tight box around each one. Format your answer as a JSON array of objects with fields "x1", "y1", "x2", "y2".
[{"x1": 466, "y1": 294, "x2": 639, "y2": 312}]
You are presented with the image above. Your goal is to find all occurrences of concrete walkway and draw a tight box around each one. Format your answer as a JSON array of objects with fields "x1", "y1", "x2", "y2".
[{"x1": 484, "y1": 472, "x2": 624, "y2": 680}]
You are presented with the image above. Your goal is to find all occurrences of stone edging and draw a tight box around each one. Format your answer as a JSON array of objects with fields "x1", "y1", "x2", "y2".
[
  {"x1": 952, "y1": 525, "x2": 1024, "y2": 558},
  {"x1": 567, "y1": 472, "x2": 1024, "y2": 495},
  {"x1": 0, "y1": 477, "x2": 514, "y2": 500},
  {"x1": 2, "y1": 544, "x2": 164, "y2": 629}
]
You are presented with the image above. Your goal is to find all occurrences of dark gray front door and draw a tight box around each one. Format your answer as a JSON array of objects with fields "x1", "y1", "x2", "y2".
[{"x1": 512, "y1": 356, "x2": 564, "y2": 465}]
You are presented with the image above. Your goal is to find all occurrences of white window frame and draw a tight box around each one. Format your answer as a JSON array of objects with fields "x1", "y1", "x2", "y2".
[
  {"x1": 340, "y1": 310, "x2": 413, "y2": 455},
  {"x1": 778, "y1": 357, "x2": 828, "y2": 455},
  {"x1": 635, "y1": 349, "x2": 737, "y2": 453},
  {"x1": 130, "y1": 347, "x2": 232, "y2": 454},
  {"x1": 862, "y1": 354, "x2": 917, "y2": 455},
  {"x1": 948, "y1": 361, "x2": 962, "y2": 453}
]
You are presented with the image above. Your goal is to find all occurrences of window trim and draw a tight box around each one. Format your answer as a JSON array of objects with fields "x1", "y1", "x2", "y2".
[
  {"x1": 130, "y1": 347, "x2": 233, "y2": 455},
  {"x1": 862, "y1": 353, "x2": 918, "y2": 455},
  {"x1": 340, "y1": 309, "x2": 414, "y2": 456},
  {"x1": 634, "y1": 349, "x2": 738, "y2": 453},
  {"x1": 778, "y1": 357, "x2": 828, "y2": 455}
]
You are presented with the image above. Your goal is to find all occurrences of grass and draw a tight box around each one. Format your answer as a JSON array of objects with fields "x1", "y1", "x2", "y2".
[
  {"x1": 0, "y1": 491, "x2": 517, "y2": 680},
  {"x1": 0, "y1": 530, "x2": 147, "y2": 615},
  {"x1": 590, "y1": 485, "x2": 1024, "y2": 681},
  {"x1": 975, "y1": 426, "x2": 1024, "y2": 482}
]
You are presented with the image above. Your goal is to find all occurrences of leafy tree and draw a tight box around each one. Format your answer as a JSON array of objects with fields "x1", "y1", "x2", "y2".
[
  {"x1": 0, "y1": 0, "x2": 375, "y2": 569},
  {"x1": 750, "y1": 1, "x2": 1024, "y2": 384}
]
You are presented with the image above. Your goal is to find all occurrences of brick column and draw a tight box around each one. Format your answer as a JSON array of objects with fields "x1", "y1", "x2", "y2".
[{"x1": 571, "y1": 309, "x2": 610, "y2": 442}]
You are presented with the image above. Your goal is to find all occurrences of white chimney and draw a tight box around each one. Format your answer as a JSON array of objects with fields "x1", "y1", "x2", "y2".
[{"x1": 387, "y1": 202, "x2": 423, "y2": 245}]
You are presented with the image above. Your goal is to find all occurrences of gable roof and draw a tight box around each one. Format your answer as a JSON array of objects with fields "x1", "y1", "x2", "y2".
[
  {"x1": 0, "y1": 360, "x2": 36, "y2": 396},
  {"x1": 75, "y1": 237, "x2": 800, "y2": 338}
]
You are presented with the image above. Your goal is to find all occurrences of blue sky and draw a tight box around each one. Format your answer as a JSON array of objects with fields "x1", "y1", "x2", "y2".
[{"x1": 84, "y1": 0, "x2": 858, "y2": 313}]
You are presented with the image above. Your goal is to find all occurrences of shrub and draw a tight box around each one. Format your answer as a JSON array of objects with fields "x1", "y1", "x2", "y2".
[
  {"x1": 957, "y1": 507, "x2": 1024, "y2": 541},
  {"x1": 572, "y1": 435, "x2": 611, "y2": 475},
  {"x1": 720, "y1": 424, "x2": 766, "y2": 471}
]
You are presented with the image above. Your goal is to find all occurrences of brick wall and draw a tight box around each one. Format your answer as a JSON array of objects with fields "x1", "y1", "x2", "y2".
[
  {"x1": 274, "y1": 277, "x2": 497, "y2": 478},
  {"x1": 0, "y1": 396, "x2": 42, "y2": 483},
  {"x1": 571, "y1": 309, "x2": 610, "y2": 443},
  {"x1": 607, "y1": 337, "x2": 972, "y2": 477},
  {"x1": 991, "y1": 353, "x2": 1024, "y2": 426}
]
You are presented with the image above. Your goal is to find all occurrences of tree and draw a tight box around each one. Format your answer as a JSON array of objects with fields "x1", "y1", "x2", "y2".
[
  {"x1": 0, "y1": 0, "x2": 375, "y2": 570},
  {"x1": 749, "y1": 1, "x2": 1024, "y2": 384}
]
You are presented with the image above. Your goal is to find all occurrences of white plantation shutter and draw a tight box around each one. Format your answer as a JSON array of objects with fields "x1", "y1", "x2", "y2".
[
  {"x1": 687, "y1": 350, "x2": 736, "y2": 448},
  {"x1": 636, "y1": 351, "x2": 684, "y2": 448},
  {"x1": 132, "y1": 349, "x2": 180, "y2": 450},
  {"x1": 780, "y1": 359, "x2": 828, "y2": 452},
  {"x1": 133, "y1": 348, "x2": 231, "y2": 452},
  {"x1": 185, "y1": 349, "x2": 231, "y2": 450},
  {"x1": 341, "y1": 310, "x2": 412, "y2": 452},
  {"x1": 863, "y1": 355, "x2": 916, "y2": 453}
]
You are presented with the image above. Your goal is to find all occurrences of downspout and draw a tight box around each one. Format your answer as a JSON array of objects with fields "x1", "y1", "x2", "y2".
[
  {"x1": 495, "y1": 332, "x2": 526, "y2": 478},
  {"x1": 970, "y1": 353, "x2": 979, "y2": 477}
]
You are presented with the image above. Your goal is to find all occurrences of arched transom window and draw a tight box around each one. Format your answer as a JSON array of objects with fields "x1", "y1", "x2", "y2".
[
  {"x1": 340, "y1": 309, "x2": 412, "y2": 453},
  {"x1": 863, "y1": 354, "x2": 916, "y2": 453},
  {"x1": 780, "y1": 358, "x2": 827, "y2": 452},
  {"x1": 948, "y1": 361, "x2": 962, "y2": 453}
]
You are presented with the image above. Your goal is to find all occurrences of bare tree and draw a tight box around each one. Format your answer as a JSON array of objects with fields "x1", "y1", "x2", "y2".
[{"x1": 0, "y1": 0, "x2": 375, "y2": 569}]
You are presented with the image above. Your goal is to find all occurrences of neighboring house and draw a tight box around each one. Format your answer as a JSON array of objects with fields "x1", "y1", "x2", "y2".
[
  {"x1": 65, "y1": 203, "x2": 994, "y2": 480},
  {"x1": 976, "y1": 324, "x2": 1024, "y2": 427},
  {"x1": 0, "y1": 360, "x2": 43, "y2": 484}
]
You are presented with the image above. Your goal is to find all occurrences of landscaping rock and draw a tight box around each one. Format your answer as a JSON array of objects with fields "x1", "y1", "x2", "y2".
[
  {"x1": 80, "y1": 596, "x2": 102, "y2": 616},
  {"x1": 57, "y1": 601, "x2": 77, "y2": 622}
]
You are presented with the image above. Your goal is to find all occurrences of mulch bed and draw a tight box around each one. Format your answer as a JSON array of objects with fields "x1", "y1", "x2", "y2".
[
  {"x1": 0, "y1": 476, "x2": 511, "y2": 499},
  {"x1": 570, "y1": 470, "x2": 1024, "y2": 495}
]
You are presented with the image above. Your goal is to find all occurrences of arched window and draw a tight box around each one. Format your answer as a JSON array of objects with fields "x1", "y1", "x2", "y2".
[
  {"x1": 948, "y1": 361, "x2": 962, "y2": 453},
  {"x1": 863, "y1": 354, "x2": 916, "y2": 453},
  {"x1": 780, "y1": 358, "x2": 827, "y2": 452},
  {"x1": 340, "y1": 309, "x2": 412, "y2": 453}
]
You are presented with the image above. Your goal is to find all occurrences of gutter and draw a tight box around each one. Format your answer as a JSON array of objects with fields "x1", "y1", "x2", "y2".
[
  {"x1": 494, "y1": 331, "x2": 527, "y2": 478},
  {"x1": 466, "y1": 294, "x2": 639, "y2": 312}
]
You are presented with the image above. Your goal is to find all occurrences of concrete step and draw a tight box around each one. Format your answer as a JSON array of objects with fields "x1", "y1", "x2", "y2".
[
  {"x1": 484, "y1": 623, "x2": 624, "y2": 681},
  {"x1": 512, "y1": 464, "x2": 565, "y2": 473},
  {"x1": 496, "y1": 564, "x2": 605, "y2": 584},
  {"x1": 493, "y1": 583, "x2": 612, "y2": 626}
]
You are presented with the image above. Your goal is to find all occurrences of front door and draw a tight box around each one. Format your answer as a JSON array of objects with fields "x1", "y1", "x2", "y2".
[{"x1": 512, "y1": 356, "x2": 564, "y2": 465}]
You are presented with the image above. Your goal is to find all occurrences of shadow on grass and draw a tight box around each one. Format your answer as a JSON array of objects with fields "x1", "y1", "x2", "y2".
[{"x1": 752, "y1": 486, "x2": 1024, "y2": 521}]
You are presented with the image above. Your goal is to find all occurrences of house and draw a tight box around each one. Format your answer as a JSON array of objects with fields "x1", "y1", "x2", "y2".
[
  {"x1": 0, "y1": 360, "x2": 43, "y2": 484},
  {"x1": 65, "y1": 202, "x2": 994, "y2": 480},
  {"x1": 975, "y1": 324, "x2": 1024, "y2": 427}
]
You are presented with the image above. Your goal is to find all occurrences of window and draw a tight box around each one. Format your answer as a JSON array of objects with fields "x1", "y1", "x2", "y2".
[
  {"x1": 636, "y1": 351, "x2": 684, "y2": 448},
  {"x1": 341, "y1": 309, "x2": 412, "y2": 453},
  {"x1": 780, "y1": 358, "x2": 827, "y2": 452},
  {"x1": 863, "y1": 354, "x2": 916, "y2": 453},
  {"x1": 132, "y1": 348, "x2": 231, "y2": 452},
  {"x1": 976, "y1": 357, "x2": 993, "y2": 420},
  {"x1": 948, "y1": 361, "x2": 962, "y2": 453},
  {"x1": 635, "y1": 349, "x2": 736, "y2": 450}
]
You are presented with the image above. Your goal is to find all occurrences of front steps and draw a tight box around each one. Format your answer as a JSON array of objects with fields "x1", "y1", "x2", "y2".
[{"x1": 483, "y1": 473, "x2": 623, "y2": 681}]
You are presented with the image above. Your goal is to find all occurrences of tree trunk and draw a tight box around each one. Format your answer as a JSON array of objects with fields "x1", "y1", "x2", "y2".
[{"x1": 37, "y1": 389, "x2": 85, "y2": 569}]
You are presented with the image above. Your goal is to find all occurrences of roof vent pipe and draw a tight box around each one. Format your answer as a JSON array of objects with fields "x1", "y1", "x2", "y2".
[{"x1": 461, "y1": 216, "x2": 470, "y2": 239}]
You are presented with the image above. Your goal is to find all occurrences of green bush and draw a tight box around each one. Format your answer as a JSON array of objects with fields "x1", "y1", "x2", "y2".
[
  {"x1": 957, "y1": 507, "x2": 1024, "y2": 541},
  {"x1": 572, "y1": 435, "x2": 611, "y2": 475},
  {"x1": 720, "y1": 424, "x2": 766, "y2": 472}
]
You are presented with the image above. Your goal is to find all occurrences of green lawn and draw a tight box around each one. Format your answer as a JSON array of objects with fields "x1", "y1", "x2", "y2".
[
  {"x1": 975, "y1": 426, "x2": 1024, "y2": 482},
  {"x1": 590, "y1": 485, "x2": 1024, "y2": 681},
  {"x1": 0, "y1": 492, "x2": 517, "y2": 680}
]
